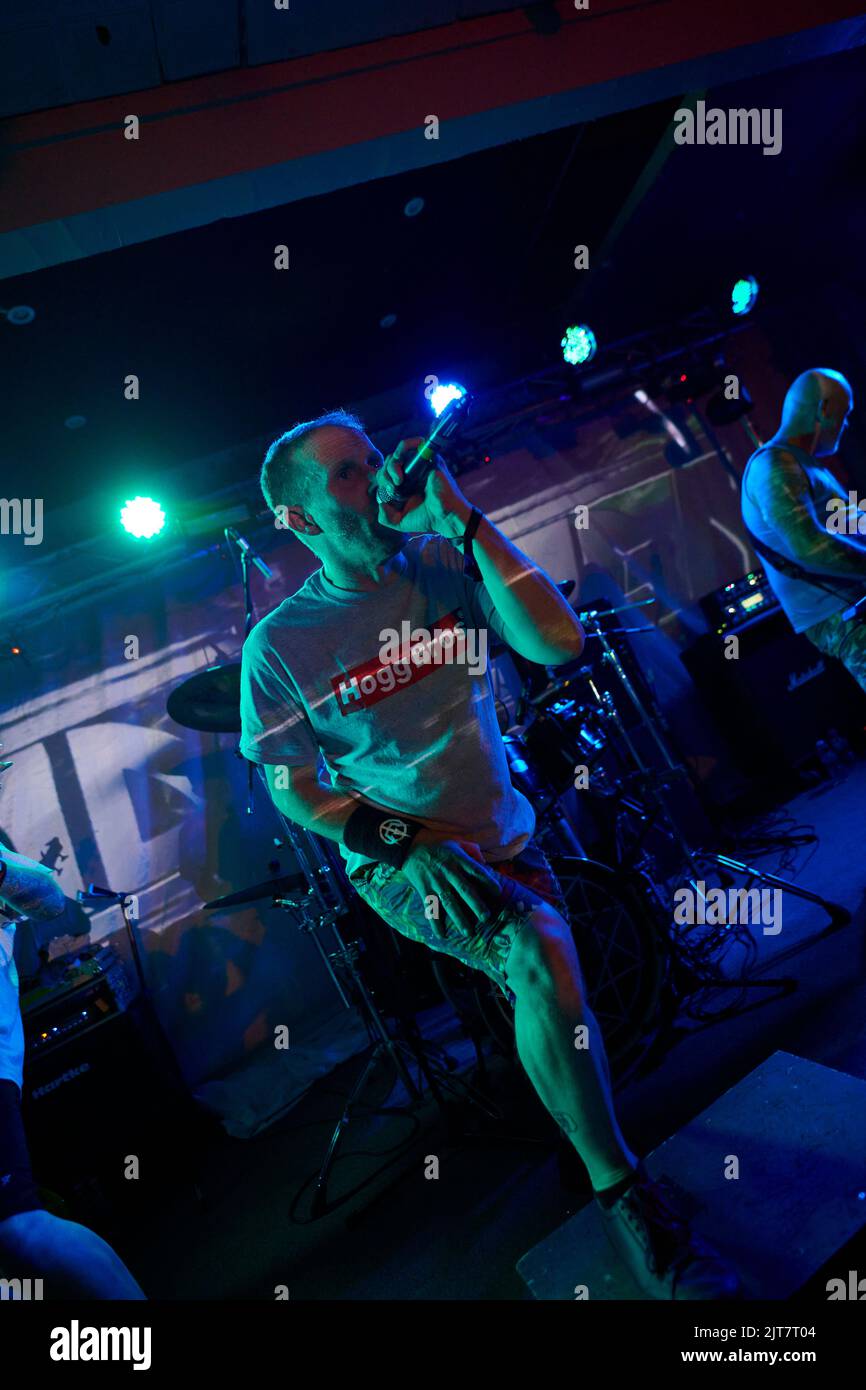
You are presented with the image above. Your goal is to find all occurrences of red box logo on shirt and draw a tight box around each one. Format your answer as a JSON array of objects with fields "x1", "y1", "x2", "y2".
[{"x1": 331, "y1": 610, "x2": 468, "y2": 714}]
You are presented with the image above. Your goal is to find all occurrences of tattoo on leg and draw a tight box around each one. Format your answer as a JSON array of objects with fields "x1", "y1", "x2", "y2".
[{"x1": 551, "y1": 1111, "x2": 581, "y2": 1135}]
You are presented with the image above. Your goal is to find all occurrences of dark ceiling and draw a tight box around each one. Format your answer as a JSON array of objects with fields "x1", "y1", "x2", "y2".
[{"x1": 3, "y1": 40, "x2": 866, "y2": 555}]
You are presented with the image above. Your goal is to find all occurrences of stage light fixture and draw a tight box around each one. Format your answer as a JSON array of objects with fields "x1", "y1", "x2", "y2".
[
  {"x1": 120, "y1": 496, "x2": 166, "y2": 539},
  {"x1": 2, "y1": 305, "x2": 36, "y2": 325},
  {"x1": 665, "y1": 360, "x2": 727, "y2": 403},
  {"x1": 561, "y1": 324, "x2": 597, "y2": 366},
  {"x1": 428, "y1": 382, "x2": 466, "y2": 417},
  {"x1": 706, "y1": 383, "x2": 754, "y2": 425},
  {"x1": 731, "y1": 276, "x2": 759, "y2": 316}
]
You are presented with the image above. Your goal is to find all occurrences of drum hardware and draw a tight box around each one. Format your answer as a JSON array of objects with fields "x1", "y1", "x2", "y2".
[
  {"x1": 578, "y1": 604, "x2": 850, "y2": 945},
  {"x1": 166, "y1": 663, "x2": 241, "y2": 734},
  {"x1": 204, "y1": 870, "x2": 309, "y2": 911},
  {"x1": 577, "y1": 602, "x2": 681, "y2": 774},
  {"x1": 484, "y1": 594, "x2": 851, "y2": 1066},
  {"x1": 207, "y1": 809, "x2": 423, "y2": 1217},
  {"x1": 431, "y1": 827, "x2": 668, "y2": 1085},
  {"x1": 202, "y1": 768, "x2": 545, "y2": 1216},
  {"x1": 165, "y1": 650, "x2": 458, "y2": 1200}
]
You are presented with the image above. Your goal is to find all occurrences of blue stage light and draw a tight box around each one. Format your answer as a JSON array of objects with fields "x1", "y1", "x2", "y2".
[{"x1": 429, "y1": 382, "x2": 466, "y2": 417}]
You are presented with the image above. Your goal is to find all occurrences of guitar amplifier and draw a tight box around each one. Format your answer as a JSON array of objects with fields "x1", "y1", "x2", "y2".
[
  {"x1": 681, "y1": 608, "x2": 866, "y2": 782},
  {"x1": 20, "y1": 950, "x2": 198, "y2": 1223},
  {"x1": 21, "y1": 944, "x2": 135, "y2": 1059}
]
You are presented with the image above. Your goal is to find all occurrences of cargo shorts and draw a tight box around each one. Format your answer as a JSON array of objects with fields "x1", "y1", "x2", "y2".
[
  {"x1": 349, "y1": 839, "x2": 568, "y2": 1007},
  {"x1": 804, "y1": 608, "x2": 866, "y2": 694}
]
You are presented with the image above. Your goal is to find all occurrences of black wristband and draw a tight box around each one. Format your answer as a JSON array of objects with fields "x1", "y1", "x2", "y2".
[
  {"x1": 343, "y1": 802, "x2": 423, "y2": 868},
  {"x1": 462, "y1": 507, "x2": 483, "y2": 580}
]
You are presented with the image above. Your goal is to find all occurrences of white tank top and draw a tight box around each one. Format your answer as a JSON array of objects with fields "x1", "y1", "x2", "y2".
[{"x1": 741, "y1": 442, "x2": 853, "y2": 633}]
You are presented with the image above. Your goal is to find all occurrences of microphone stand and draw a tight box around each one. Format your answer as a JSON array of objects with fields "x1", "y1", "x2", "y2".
[
  {"x1": 225, "y1": 526, "x2": 259, "y2": 814},
  {"x1": 842, "y1": 592, "x2": 866, "y2": 622}
]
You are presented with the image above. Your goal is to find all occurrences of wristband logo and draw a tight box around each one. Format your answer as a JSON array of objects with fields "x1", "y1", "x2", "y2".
[{"x1": 378, "y1": 817, "x2": 412, "y2": 846}]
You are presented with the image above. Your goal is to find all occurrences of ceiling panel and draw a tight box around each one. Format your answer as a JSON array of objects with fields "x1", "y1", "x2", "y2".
[
  {"x1": 0, "y1": 4, "x2": 162, "y2": 118},
  {"x1": 0, "y1": 0, "x2": 527, "y2": 118},
  {"x1": 151, "y1": 0, "x2": 239, "y2": 81}
]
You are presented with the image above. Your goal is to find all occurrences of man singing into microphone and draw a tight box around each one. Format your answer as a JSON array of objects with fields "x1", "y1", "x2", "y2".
[{"x1": 239, "y1": 409, "x2": 741, "y2": 1300}]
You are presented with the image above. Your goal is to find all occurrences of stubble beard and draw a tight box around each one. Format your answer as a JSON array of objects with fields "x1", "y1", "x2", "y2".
[{"x1": 333, "y1": 507, "x2": 405, "y2": 560}]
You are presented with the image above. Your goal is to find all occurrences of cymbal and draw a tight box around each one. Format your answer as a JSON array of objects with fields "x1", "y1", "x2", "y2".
[
  {"x1": 167, "y1": 663, "x2": 242, "y2": 733},
  {"x1": 203, "y1": 871, "x2": 308, "y2": 910}
]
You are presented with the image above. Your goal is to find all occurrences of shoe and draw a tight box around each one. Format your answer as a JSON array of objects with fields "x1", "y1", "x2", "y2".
[{"x1": 597, "y1": 1164, "x2": 742, "y2": 1300}]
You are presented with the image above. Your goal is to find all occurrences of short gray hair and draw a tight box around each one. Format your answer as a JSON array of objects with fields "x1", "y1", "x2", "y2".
[{"x1": 260, "y1": 409, "x2": 365, "y2": 514}]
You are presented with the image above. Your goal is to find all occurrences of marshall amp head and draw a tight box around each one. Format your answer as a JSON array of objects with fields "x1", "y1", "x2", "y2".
[{"x1": 699, "y1": 570, "x2": 779, "y2": 634}]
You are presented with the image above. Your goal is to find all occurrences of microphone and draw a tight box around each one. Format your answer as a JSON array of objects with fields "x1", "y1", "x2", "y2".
[
  {"x1": 226, "y1": 527, "x2": 273, "y2": 579},
  {"x1": 373, "y1": 392, "x2": 471, "y2": 506},
  {"x1": 842, "y1": 592, "x2": 866, "y2": 622}
]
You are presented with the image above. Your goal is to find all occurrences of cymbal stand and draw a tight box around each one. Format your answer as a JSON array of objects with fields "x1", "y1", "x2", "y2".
[
  {"x1": 264, "y1": 801, "x2": 510, "y2": 1216},
  {"x1": 576, "y1": 607, "x2": 850, "y2": 956}
]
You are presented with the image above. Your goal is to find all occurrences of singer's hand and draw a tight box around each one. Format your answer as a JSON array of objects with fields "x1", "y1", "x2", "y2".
[{"x1": 375, "y1": 440, "x2": 472, "y2": 537}]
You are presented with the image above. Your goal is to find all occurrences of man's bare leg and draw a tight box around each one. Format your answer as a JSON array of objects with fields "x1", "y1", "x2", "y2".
[
  {"x1": 503, "y1": 903, "x2": 639, "y2": 1192},
  {"x1": 498, "y1": 902, "x2": 742, "y2": 1298}
]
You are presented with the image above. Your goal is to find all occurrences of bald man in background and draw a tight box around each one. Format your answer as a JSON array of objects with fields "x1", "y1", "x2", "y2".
[{"x1": 741, "y1": 367, "x2": 866, "y2": 690}]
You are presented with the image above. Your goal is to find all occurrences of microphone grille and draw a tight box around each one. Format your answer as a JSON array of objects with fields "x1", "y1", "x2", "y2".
[{"x1": 375, "y1": 476, "x2": 398, "y2": 505}]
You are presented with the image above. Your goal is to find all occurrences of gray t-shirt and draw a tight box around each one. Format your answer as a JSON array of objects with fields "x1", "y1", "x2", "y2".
[{"x1": 239, "y1": 533, "x2": 535, "y2": 879}]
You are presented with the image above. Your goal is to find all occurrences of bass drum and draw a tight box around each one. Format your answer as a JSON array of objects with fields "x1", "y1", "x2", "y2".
[{"x1": 431, "y1": 856, "x2": 665, "y2": 1083}]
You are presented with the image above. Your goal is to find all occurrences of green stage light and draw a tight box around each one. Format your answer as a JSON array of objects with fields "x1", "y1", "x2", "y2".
[
  {"x1": 120, "y1": 496, "x2": 166, "y2": 539},
  {"x1": 731, "y1": 276, "x2": 759, "y2": 316},
  {"x1": 561, "y1": 324, "x2": 597, "y2": 366}
]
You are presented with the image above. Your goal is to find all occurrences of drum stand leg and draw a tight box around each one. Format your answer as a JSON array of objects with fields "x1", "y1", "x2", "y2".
[
  {"x1": 307, "y1": 917, "x2": 438, "y2": 1218},
  {"x1": 310, "y1": 1038, "x2": 413, "y2": 1219},
  {"x1": 583, "y1": 614, "x2": 852, "y2": 974},
  {"x1": 307, "y1": 905, "x2": 546, "y2": 1215},
  {"x1": 691, "y1": 850, "x2": 851, "y2": 949}
]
